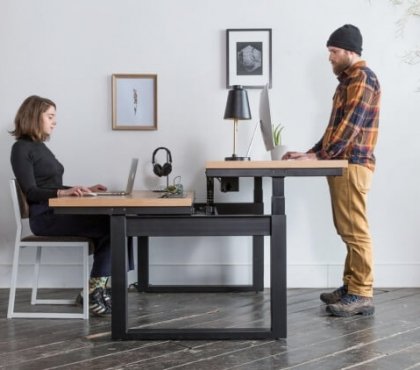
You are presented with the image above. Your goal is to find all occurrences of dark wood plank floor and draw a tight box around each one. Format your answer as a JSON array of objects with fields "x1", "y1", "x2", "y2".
[{"x1": 1, "y1": 288, "x2": 420, "y2": 369}]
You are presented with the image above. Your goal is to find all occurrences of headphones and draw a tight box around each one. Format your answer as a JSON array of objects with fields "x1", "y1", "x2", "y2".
[{"x1": 152, "y1": 147, "x2": 173, "y2": 177}]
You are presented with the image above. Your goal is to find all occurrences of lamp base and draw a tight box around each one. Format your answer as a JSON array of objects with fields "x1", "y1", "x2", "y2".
[{"x1": 225, "y1": 155, "x2": 250, "y2": 161}]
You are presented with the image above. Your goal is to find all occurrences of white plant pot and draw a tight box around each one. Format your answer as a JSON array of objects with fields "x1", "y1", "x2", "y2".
[{"x1": 270, "y1": 145, "x2": 287, "y2": 160}]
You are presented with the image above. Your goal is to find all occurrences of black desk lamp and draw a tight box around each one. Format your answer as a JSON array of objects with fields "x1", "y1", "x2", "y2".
[{"x1": 223, "y1": 85, "x2": 252, "y2": 161}]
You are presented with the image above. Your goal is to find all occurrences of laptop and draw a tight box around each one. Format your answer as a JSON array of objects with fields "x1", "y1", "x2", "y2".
[{"x1": 88, "y1": 158, "x2": 138, "y2": 196}]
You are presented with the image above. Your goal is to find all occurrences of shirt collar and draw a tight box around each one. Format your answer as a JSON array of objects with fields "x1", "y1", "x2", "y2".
[{"x1": 337, "y1": 60, "x2": 366, "y2": 82}]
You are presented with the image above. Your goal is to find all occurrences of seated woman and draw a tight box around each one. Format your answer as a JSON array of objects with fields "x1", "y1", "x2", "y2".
[{"x1": 10, "y1": 95, "x2": 112, "y2": 317}]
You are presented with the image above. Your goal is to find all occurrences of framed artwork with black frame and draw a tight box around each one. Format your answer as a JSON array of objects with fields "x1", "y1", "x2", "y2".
[
  {"x1": 112, "y1": 74, "x2": 158, "y2": 130},
  {"x1": 226, "y1": 28, "x2": 272, "y2": 89}
]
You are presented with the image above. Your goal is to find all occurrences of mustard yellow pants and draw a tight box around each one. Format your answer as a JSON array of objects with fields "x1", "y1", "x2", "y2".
[{"x1": 327, "y1": 164, "x2": 374, "y2": 297}]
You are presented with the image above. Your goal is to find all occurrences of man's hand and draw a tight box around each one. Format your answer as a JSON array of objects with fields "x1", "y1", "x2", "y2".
[{"x1": 282, "y1": 151, "x2": 317, "y2": 160}]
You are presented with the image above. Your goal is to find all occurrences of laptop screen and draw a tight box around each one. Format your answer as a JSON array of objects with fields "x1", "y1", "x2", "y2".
[{"x1": 125, "y1": 158, "x2": 139, "y2": 194}]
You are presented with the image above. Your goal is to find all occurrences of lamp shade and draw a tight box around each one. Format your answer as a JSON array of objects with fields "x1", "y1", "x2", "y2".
[{"x1": 223, "y1": 85, "x2": 252, "y2": 120}]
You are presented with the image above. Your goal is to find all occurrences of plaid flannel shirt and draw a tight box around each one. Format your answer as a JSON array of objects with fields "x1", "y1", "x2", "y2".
[{"x1": 309, "y1": 61, "x2": 381, "y2": 171}]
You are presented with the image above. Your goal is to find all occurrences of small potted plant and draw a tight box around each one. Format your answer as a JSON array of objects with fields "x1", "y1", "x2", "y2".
[{"x1": 270, "y1": 124, "x2": 287, "y2": 160}]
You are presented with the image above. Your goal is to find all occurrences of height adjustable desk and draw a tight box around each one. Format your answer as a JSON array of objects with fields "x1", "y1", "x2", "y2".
[{"x1": 50, "y1": 160, "x2": 347, "y2": 340}]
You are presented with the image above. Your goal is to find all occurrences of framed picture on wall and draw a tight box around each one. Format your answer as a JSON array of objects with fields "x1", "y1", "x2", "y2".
[
  {"x1": 112, "y1": 74, "x2": 158, "y2": 130},
  {"x1": 226, "y1": 28, "x2": 272, "y2": 89}
]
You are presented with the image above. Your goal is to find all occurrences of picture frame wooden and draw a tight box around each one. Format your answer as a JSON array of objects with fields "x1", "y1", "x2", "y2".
[
  {"x1": 226, "y1": 29, "x2": 272, "y2": 89},
  {"x1": 112, "y1": 74, "x2": 157, "y2": 130}
]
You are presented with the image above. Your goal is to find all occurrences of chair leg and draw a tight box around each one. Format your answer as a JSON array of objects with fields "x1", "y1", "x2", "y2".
[
  {"x1": 32, "y1": 245, "x2": 87, "y2": 307},
  {"x1": 9, "y1": 243, "x2": 90, "y2": 319},
  {"x1": 82, "y1": 245, "x2": 89, "y2": 319},
  {"x1": 7, "y1": 243, "x2": 21, "y2": 319},
  {"x1": 31, "y1": 246, "x2": 42, "y2": 305}
]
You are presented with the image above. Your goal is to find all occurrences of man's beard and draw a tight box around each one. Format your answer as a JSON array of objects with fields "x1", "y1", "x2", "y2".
[{"x1": 332, "y1": 57, "x2": 351, "y2": 75}]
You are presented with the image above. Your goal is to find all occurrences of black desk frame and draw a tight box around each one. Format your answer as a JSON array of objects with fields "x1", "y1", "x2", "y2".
[
  {"x1": 136, "y1": 176, "x2": 265, "y2": 293},
  {"x1": 53, "y1": 166, "x2": 343, "y2": 340}
]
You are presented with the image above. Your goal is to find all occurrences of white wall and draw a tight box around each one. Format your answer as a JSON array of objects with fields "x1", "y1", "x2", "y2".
[{"x1": 1, "y1": 0, "x2": 419, "y2": 288}]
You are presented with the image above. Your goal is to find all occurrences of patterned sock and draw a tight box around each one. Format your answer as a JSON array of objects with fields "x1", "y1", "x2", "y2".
[{"x1": 89, "y1": 277, "x2": 108, "y2": 293}]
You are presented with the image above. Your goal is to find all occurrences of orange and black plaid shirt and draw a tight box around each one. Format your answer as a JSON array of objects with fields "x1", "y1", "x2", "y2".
[{"x1": 309, "y1": 61, "x2": 381, "y2": 171}]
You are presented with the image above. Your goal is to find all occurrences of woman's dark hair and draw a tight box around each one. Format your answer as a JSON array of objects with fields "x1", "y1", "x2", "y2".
[{"x1": 10, "y1": 95, "x2": 56, "y2": 141}]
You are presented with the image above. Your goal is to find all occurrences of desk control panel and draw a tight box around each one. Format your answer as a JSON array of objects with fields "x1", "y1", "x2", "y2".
[
  {"x1": 193, "y1": 203, "x2": 218, "y2": 216},
  {"x1": 220, "y1": 177, "x2": 239, "y2": 192}
]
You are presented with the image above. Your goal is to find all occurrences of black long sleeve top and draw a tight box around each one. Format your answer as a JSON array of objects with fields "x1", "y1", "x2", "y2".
[{"x1": 10, "y1": 137, "x2": 67, "y2": 205}]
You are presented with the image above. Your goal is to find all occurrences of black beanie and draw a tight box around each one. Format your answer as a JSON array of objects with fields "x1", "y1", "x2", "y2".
[{"x1": 326, "y1": 24, "x2": 363, "y2": 55}]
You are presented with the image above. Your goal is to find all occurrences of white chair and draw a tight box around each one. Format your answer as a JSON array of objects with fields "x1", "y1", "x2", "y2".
[{"x1": 8, "y1": 179, "x2": 91, "y2": 319}]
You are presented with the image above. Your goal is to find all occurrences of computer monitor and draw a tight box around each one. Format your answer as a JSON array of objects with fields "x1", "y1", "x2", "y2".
[{"x1": 259, "y1": 84, "x2": 274, "y2": 151}]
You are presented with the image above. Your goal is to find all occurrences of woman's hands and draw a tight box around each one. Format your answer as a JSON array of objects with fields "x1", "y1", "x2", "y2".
[
  {"x1": 57, "y1": 184, "x2": 107, "y2": 197},
  {"x1": 89, "y1": 184, "x2": 107, "y2": 193}
]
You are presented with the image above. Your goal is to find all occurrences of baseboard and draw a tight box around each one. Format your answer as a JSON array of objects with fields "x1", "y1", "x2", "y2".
[{"x1": 1, "y1": 263, "x2": 420, "y2": 288}]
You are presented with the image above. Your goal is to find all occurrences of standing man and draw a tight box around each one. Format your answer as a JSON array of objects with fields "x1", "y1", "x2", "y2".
[{"x1": 283, "y1": 24, "x2": 381, "y2": 317}]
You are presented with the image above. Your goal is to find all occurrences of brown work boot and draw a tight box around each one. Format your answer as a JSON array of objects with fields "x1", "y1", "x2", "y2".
[
  {"x1": 320, "y1": 285, "x2": 347, "y2": 304},
  {"x1": 327, "y1": 294, "x2": 375, "y2": 317}
]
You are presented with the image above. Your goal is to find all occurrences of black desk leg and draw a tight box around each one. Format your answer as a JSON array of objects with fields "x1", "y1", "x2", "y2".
[
  {"x1": 253, "y1": 235, "x2": 264, "y2": 291},
  {"x1": 271, "y1": 177, "x2": 287, "y2": 338},
  {"x1": 111, "y1": 215, "x2": 129, "y2": 340},
  {"x1": 253, "y1": 177, "x2": 264, "y2": 291},
  {"x1": 271, "y1": 215, "x2": 287, "y2": 338},
  {"x1": 206, "y1": 176, "x2": 214, "y2": 207},
  {"x1": 137, "y1": 236, "x2": 149, "y2": 292}
]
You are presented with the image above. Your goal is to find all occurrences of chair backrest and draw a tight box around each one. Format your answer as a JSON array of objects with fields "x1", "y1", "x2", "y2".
[
  {"x1": 10, "y1": 179, "x2": 30, "y2": 219},
  {"x1": 10, "y1": 178, "x2": 31, "y2": 241},
  {"x1": 9, "y1": 179, "x2": 95, "y2": 251}
]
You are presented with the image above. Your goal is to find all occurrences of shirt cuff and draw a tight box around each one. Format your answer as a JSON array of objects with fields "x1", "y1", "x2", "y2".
[{"x1": 315, "y1": 149, "x2": 331, "y2": 160}]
